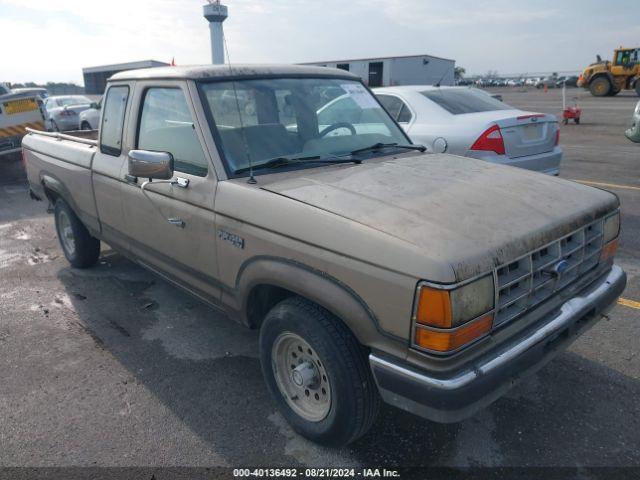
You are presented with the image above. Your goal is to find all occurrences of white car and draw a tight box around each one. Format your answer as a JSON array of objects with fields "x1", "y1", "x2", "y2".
[
  {"x1": 374, "y1": 86, "x2": 562, "y2": 175},
  {"x1": 79, "y1": 98, "x2": 101, "y2": 130}
]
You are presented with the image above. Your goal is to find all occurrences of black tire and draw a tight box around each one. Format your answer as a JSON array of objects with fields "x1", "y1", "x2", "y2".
[
  {"x1": 575, "y1": 117, "x2": 580, "y2": 125},
  {"x1": 589, "y1": 77, "x2": 611, "y2": 97},
  {"x1": 563, "y1": 118, "x2": 568, "y2": 125},
  {"x1": 80, "y1": 121, "x2": 92, "y2": 130},
  {"x1": 259, "y1": 297, "x2": 380, "y2": 446},
  {"x1": 54, "y1": 199, "x2": 100, "y2": 268}
]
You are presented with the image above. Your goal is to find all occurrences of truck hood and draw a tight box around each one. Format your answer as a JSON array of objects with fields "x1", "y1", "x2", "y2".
[{"x1": 259, "y1": 154, "x2": 618, "y2": 281}]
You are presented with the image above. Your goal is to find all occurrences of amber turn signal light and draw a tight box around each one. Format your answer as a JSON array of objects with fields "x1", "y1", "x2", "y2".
[
  {"x1": 414, "y1": 313, "x2": 493, "y2": 352},
  {"x1": 415, "y1": 287, "x2": 453, "y2": 328},
  {"x1": 600, "y1": 238, "x2": 619, "y2": 262}
]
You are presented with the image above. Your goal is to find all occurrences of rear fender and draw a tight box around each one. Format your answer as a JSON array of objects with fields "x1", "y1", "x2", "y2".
[{"x1": 40, "y1": 172, "x2": 99, "y2": 236}]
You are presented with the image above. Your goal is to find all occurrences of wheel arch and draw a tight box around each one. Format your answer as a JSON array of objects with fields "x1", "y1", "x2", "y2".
[
  {"x1": 41, "y1": 173, "x2": 76, "y2": 211},
  {"x1": 40, "y1": 172, "x2": 100, "y2": 237},
  {"x1": 235, "y1": 256, "x2": 403, "y2": 347}
]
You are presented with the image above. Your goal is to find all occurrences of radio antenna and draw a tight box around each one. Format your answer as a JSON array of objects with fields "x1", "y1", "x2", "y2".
[
  {"x1": 434, "y1": 65, "x2": 452, "y2": 87},
  {"x1": 223, "y1": 30, "x2": 256, "y2": 184}
]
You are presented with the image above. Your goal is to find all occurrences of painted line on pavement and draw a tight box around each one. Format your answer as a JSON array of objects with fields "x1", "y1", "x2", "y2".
[
  {"x1": 573, "y1": 180, "x2": 640, "y2": 192},
  {"x1": 618, "y1": 297, "x2": 640, "y2": 310}
]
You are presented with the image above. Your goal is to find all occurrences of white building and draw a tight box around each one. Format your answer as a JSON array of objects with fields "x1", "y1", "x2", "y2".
[{"x1": 302, "y1": 54, "x2": 455, "y2": 87}]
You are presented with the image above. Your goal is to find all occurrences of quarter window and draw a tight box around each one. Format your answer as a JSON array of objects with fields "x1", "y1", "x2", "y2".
[
  {"x1": 377, "y1": 94, "x2": 412, "y2": 124},
  {"x1": 100, "y1": 85, "x2": 129, "y2": 156},
  {"x1": 138, "y1": 88, "x2": 208, "y2": 177}
]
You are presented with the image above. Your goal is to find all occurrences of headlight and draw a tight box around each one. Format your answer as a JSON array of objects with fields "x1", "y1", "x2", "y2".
[
  {"x1": 601, "y1": 211, "x2": 620, "y2": 262},
  {"x1": 413, "y1": 275, "x2": 495, "y2": 353},
  {"x1": 603, "y1": 211, "x2": 620, "y2": 243}
]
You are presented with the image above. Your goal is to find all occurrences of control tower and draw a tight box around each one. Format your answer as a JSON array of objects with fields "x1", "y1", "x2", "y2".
[{"x1": 203, "y1": 1, "x2": 228, "y2": 64}]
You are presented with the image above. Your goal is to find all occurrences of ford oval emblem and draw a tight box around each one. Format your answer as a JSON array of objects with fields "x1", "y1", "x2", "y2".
[{"x1": 544, "y1": 260, "x2": 570, "y2": 277}]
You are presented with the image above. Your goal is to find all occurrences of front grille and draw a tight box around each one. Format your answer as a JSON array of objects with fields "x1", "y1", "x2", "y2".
[{"x1": 494, "y1": 217, "x2": 604, "y2": 326}]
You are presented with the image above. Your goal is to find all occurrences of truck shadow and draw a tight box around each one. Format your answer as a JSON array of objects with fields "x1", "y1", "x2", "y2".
[{"x1": 57, "y1": 251, "x2": 640, "y2": 467}]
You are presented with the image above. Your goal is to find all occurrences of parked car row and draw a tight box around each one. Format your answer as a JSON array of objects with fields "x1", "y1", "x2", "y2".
[{"x1": 459, "y1": 76, "x2": 579, "y2": 89}]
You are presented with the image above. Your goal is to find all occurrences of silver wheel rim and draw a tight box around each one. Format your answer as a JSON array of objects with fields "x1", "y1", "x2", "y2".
[
  {"x1": 58, "y1": 210, "x2": 76, "y2": 256},
  {"x1": 272, "y1": 332, "x2": 331, "y2": 422}
]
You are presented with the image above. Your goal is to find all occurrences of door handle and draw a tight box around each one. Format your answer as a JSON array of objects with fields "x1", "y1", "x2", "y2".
[
  {"x1": 124, "y1": 174, "x2": 137, "y2": 184},
  {"x1": 168, "y1": 218, "x2": 185, "y2": 228},
  {"x1": 175, "y1": 177, "x2": 190, "y2": 188}
]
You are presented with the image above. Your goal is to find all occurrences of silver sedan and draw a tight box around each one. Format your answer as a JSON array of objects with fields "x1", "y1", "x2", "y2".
[
  {"x1": 44, "y1": 95, "x2": 93, "y2": 132},
  {"x1": 374, "y1": 86, "x2": 562, "y2": 175}
]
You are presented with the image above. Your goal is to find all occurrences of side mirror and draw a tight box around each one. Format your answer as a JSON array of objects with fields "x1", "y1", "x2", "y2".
[
  {"x1": 90, "y1": 102, "x2": 99, "y2": 109},
  {"x1": 128, "y1": 150, "x2": 174, "y2": 180}
]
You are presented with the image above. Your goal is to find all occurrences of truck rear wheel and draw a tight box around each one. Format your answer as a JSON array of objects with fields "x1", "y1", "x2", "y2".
[
  {"x1": 590, "y1": 77, "x2": 611, "y2": 97},
  {"x1": 54, "y1": 199, "x2": 100, "y2": 268},
  {"x1": 259, "y1": 297, "x2": 379, "y2": 446}
]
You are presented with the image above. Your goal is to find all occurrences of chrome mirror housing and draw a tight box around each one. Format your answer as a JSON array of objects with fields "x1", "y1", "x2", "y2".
[{"x1": 128, "y1": 150, "x2": 174, "y2": 180}]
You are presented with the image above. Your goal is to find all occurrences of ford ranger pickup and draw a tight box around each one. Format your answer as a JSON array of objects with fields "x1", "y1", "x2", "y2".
[{"x1": 22, "y1": 65, "x2": 626, "y2": 446}]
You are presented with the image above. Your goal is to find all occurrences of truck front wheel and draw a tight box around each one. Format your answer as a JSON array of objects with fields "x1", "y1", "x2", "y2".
[
  {"x1": 54, "y1": 199, "x2": 100, "y2": 268},
  {"x1": 259, "y1": 297, "x2": 380, "y2": 446},
  {"x1": 589, "y1": 77, "x2": 611, "y2": 97}
]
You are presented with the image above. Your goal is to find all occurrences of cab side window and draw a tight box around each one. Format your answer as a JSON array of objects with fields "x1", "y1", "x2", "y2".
[
  {"x1": 100, "y1": 86, "x2": 129, "y2": 156},
  {"x1": 137, "y1": 88, "x2": 208, "y2": 177}
]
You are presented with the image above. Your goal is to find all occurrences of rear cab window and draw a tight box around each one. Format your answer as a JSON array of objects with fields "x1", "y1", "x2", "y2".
[
  {"x1": 100, "y1": 85, "x2": 129, "y2": 156},
  {"x1": 137, "y1": 87, "x2": 208, "y2": 177},
  {"x1": 421, "y1": 88, "x2": 511, "y2": 115}
]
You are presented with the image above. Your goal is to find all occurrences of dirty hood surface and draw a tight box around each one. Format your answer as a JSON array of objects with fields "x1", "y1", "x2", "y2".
[{"x1": 260, "y1": 154, "x2": 618, "y2": 281}]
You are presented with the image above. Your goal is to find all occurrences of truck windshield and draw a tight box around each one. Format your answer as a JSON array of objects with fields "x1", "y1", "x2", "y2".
[{"x1": 198, "y1": 78, "x2": 410, "y2": 177}]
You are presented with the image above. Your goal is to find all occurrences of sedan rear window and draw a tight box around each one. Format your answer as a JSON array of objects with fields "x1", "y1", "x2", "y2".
[{"x1": 421, "y1": 89, "x2": 511, "y2": 115}]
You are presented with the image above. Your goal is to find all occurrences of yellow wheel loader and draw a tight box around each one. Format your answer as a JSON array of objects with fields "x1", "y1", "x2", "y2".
[{"x1": 578, "y1": 48, "x2": 640, "y2": 97}]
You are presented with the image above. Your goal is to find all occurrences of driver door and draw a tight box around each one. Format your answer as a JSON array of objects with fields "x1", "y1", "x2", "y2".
[{"x1": 120, "y1": 81, "x2": 222, "y2": 303}]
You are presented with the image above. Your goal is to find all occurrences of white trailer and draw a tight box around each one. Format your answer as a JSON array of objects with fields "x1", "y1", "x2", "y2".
[{"x1": 0, "y1": 87, "x2": 47, "y2": 157}]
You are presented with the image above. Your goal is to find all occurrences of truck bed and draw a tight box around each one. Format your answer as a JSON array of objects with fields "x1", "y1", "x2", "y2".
[{"x1": 22, "y1": 129, "x2": 100, "y2": 233}]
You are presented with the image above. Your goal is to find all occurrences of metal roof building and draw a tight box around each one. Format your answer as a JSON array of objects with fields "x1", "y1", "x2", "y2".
[
  {"x1": 82, "y1": 60, "x2": 170, "y2": 94},
  {"x1": 301, "y1": 54, "x2": 456, "y2": 87}
]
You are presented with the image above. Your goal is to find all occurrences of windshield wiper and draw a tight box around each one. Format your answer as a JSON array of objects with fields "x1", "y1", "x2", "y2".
[
  {"x1": 350, "y1": 142, "x2": 427, "y2": 156},
  {"x1": 234, "y1": 155, "x2": 361, "y2": 175}
]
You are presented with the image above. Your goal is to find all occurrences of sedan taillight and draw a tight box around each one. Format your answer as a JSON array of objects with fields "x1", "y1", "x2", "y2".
[
  {"x1": 60, "y1": 109, "x2": 76, "y2": 117},
  {"x1": 470, "y1": 125, "x2": 505, "y2": 155}
]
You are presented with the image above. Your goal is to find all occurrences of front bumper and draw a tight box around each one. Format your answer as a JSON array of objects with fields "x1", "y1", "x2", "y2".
[
  {"x1": 370, "y1": 264, "x2": 626, "y2": 423},
  {"x1": 51, "y1": 116, "x2": 79, "y2": 132}
]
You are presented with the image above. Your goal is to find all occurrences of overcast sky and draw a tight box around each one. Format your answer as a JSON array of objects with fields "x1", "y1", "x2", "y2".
[{"x1": 1, "y1": 0, "x2": 638, "y2": 84}]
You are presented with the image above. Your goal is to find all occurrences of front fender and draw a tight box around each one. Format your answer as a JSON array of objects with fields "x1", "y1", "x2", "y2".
[{"x1": 233, "y1": 256, "x2": 407, "y2": 353}]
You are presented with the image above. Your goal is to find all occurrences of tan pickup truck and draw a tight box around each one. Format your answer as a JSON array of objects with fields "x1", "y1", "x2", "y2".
[{"x1": 22, "y1": 65, "x2": 626, "y2": 446}]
